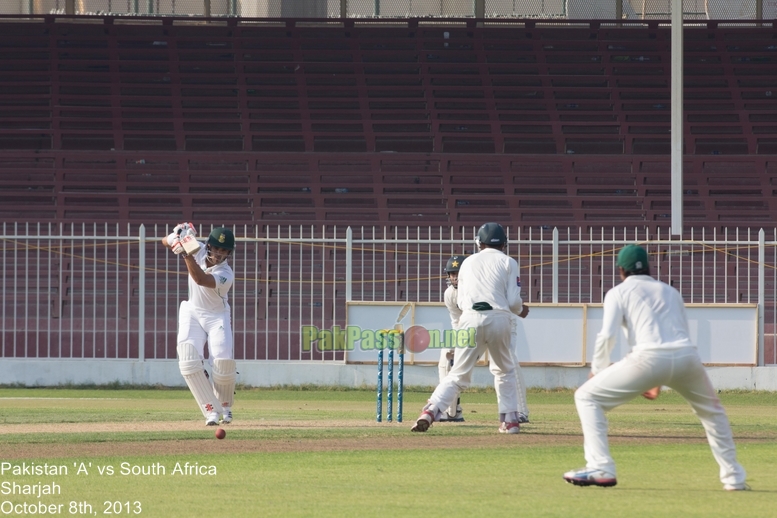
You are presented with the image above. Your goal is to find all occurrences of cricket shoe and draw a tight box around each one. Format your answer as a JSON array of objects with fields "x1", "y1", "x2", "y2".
[
  {"x1": 221, "y1": 408, "x2": 233, "y2": 424},
  {"x1": 205, "y1": 410, "x2": 220, "y2": 427},
  {"x1": 410, "y1": 410, "x2": 434, "y2": 432},
  {"x1": 439, "y1": 405, "x2": 465, "y2": 422},
  {"x1": 518, "y1": 412, "x2": 530, "y2": 424},
  {"x1": 563, "y1": 468, "x2": 617, "y2": 488},
  {"x1": 724, "y1": 483, "x2": 751, "y2": 491},
  {"x1": 498, "y1": 421, "x2": 520, "y2": 434}
]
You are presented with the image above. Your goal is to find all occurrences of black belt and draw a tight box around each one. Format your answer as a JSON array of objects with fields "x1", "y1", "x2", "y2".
[{"x1": 472, "y1": 302, "x2": 493, "y2": 311}]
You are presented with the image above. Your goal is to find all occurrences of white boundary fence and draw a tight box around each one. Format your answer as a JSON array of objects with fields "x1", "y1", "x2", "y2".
[{"x1": 2, "y1": 223, "x2": 776, "y2": 367}]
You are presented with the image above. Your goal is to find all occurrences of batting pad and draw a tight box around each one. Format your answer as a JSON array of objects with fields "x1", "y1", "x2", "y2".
[
  {"x1": 438, "y1": 349, "x2": 454, "y2": 383},
  {"x1": 514, "y1": 361, "x2": 529, "y2": 416},
  {"x1": 177, "y1": 343, "x2": 220, "y2": 418},
  {"x1": 211, "y1": 358, "x2": 237, "y2": 408},
  {"x1": 510, "y1": 316, "x2": 529, "y2": 416},
  {"x1": 438, "y1": 350, "x2": 458, "y2": 417}
]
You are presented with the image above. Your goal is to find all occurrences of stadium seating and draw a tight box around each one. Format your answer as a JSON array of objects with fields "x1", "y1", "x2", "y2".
[{"x1": 1, "y1": 16, "x2": 777, "y2": 231}]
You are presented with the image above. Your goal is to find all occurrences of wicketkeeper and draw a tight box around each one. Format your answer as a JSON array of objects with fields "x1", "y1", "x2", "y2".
[
  {"x1": 161, "y1": 223, "x2": 237, "y2": 426},
  {"x1": 440, "y1": 255, "x2": 467, "y2": 422}
]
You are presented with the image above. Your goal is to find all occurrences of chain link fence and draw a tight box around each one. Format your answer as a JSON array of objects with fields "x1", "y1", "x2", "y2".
[{"x1": 5, "y1": 0, "x2": 772, "y2": 19}]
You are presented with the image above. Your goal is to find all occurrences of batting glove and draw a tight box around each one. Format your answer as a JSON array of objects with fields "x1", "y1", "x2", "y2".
[
  {"x1": 171, "y1": 235, "x2": 185, "y2": 255},
  {"x1": 178, "y1": 222, "x2": 196, "y2": 236},
  {"x1": 173, "y1": 222, "x2": 196, "y2": 234}
]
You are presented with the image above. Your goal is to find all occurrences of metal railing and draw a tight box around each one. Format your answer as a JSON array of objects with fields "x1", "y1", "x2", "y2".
[{"x1": 2, "y1": 223, "x2": 775, "y2": 364}]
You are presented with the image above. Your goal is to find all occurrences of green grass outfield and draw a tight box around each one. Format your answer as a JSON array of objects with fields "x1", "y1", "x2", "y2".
[{"x1": 0, "y1": 387, "x2": 775, "y2": 517}]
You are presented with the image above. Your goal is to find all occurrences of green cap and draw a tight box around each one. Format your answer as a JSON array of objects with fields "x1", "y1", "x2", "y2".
[
  {"x1": 207, "y1": 227, "x2": 235, "y2": 251},
  {"x1": 617, "y1": 244, "x2": 648, "y2": 272}
]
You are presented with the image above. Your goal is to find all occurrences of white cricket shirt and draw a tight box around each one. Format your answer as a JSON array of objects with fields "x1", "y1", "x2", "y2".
[
  {"x1": 456, "y1": 248, "x2": 524, "y2": 315},
  {"x1": 187, "y1": 242, "x2": 234, "y2": 313},
  {"x1": 592, "y1": 275, "x2": 694, "y2": 374}
]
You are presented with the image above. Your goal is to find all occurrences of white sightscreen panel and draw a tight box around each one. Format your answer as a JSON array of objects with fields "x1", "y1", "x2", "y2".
[
  {"x1": 345, "y1": 302, "x2": 460, "y2": 364},
  {"x1": 347, "y1": 302, "x2": 587, "y2": 364},
  {"x1": 585, "y1": 304, "x2": 757, "y2": 366},
  {"x1": 685, "y1": 305, "x2": 757, "y2": 365},
  {"x1": 345, "y1": 302, "x2": 414, "y2": 363},
  {"x1": 512, "y1": 305, "x2": 586, "y2": 364},
  {"x1": 585, "y1": 305, "x2": 629, "y2": 364}
]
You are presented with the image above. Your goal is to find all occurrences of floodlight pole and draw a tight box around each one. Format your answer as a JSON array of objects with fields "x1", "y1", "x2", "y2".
[
  {"x1": 138, "y1": 225, "x2": 145, "y2": 361},
  {"x1": 552, "y1": 227, "x2": 559, "y2": 303},
  {"x1": 345, "y1": 227, "x2": 352, "y2": 302},
  {"x1": 758, "y1": 229, "x2": 765, "y2": 367},
  {"x1": 671, "y1": 0, "x2": 683, "y2": 236},
  {"x1": 475, "y1": 0, "x2": 485, "y2": 18}
]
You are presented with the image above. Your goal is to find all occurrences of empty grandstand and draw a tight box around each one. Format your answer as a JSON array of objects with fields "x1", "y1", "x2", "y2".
[{"x1": 1, "y1": 14, "x2": 777, "y2": 230}]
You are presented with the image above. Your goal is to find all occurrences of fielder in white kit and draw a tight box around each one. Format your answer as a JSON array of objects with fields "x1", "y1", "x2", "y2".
[
  {"x1": 564, "y1": 244, "x2": 748, "y2": 490},
  {"x1": 412, "y1": 222, "x2": 529, "y2": 434},
  {"x1": 161, "y1": 224, "x2": 238, "y2": 426}
]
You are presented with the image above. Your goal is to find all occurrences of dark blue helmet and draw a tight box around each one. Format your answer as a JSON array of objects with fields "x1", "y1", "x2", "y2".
[{"x1": 476, "y1": 222, "x2": 507, "y2": 247}]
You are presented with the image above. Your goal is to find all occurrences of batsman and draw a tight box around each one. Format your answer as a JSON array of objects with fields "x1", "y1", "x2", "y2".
[
  {"x1": 161, "y1": 223, "x2": 238, "y2": 426},
  {"x1": 441, "y1": 254, "x2": 530, "y2": 424}
]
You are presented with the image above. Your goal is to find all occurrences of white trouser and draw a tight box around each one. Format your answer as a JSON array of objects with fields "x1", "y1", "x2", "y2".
[
  {"x1": 428, "y1": 311, "x2": 518, "y2": 417},
  {"x1": 574, "y1": 346, "x2": 746, "y2": 486},
  {"x1": 177, "y1": 300, "x2": 233, "y2": 363}
]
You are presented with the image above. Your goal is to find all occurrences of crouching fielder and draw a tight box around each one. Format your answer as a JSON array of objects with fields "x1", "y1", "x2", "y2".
[
  {"x1": 563, "y1": 244, "x2": 747, "y2": 490},
  {"x1": 162, "y1": 224, "x2": 238, "y2": 426}
]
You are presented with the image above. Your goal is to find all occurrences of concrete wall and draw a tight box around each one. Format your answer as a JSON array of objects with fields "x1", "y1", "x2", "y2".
[{"x1": 2, "y1": 360, "x2": 776, "y2": 391}]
